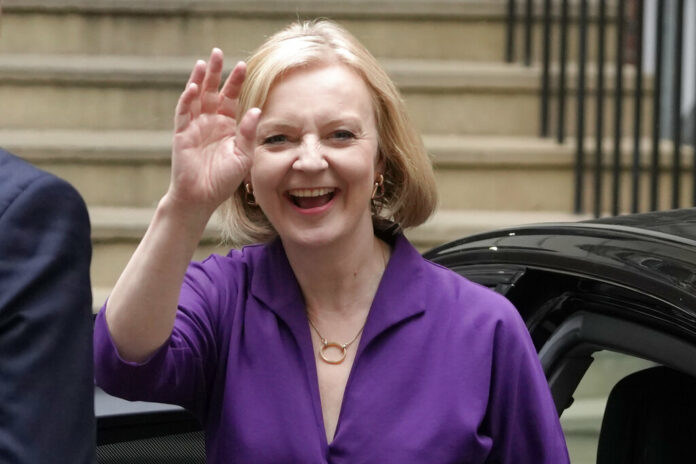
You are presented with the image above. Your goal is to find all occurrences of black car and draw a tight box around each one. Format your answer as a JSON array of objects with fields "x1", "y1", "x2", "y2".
[{"x1": 97, "y1": 209, "x2": 696, "y2": 463}]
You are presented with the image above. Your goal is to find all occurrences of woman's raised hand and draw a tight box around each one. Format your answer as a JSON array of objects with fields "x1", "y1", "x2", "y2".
[
  {"x1": 168, "y1": 48, "x2": 261, "y2": 217},
  {"x1": 104, "y1": 49, "x2": 261, "y2": 362}
]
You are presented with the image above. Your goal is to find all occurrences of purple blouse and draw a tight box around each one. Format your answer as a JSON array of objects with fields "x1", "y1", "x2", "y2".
[{"x1": 94, "y1": 233, "x2": 569, "y2": 463}]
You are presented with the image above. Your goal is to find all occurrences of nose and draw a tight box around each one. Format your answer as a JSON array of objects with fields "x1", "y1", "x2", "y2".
[{"x1": 292, "y1": 139, "x2": 329, "y2": 172}]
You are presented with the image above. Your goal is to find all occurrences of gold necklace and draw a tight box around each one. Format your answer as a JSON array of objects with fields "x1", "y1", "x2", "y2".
[
  {"x1": 307, "y1": 239, "x2": 390, "y2": 365},
  {"x1": 307, "y1": 317, "x2": 365, "y2": 365}
]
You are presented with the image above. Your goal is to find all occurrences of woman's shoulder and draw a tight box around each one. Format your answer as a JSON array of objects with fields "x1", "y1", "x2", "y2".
[
  {"x1": 387, "y1": 233, "x2": 518, "y2": 329},
  {"x1": 422, "y1": 254, "x2": 511, "y2": 303},
  {"x1": 180, "y1": 241, "x2": 274, "y2": 304},
  {"x1": 187, "y1": 242, "x2": 268, "y2": 278},
  {"x1": 415, "y1": 258, "x2": 536, "y2": 367},
  {"x1": 417, "y1": 254, "x2": 522, "y2": 328}
]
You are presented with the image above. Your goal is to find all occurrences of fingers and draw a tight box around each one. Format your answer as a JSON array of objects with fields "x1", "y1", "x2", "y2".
[
  {"x1": 200, "y1": 48, "x2": 224, "y2": 114},
  {"x1": 180, "y1": 59, "x2": 206, "y2": 124},
  {"x1": 185, "y1": 59, "x2": 206, "y2": 90},
  {"x1": 218, "y1": 61, "x2": 247, "y2": 119},
  {"x1": 234, "y1": 107, "x2": 262, "y2": 159},
  {"x1": 175, "y1": 50, "x2": 243, "y2": 133},
  {"x1": 174, "y1": 82, "x2": 199, "y2": 133}
]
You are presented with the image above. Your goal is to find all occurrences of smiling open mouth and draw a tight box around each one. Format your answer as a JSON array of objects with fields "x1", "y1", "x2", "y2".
[{"x1": 288, "y1": 188, "x2": 336, "y2": 209}]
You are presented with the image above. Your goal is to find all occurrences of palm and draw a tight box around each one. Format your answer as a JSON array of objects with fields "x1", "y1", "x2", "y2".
[
  {"x1": 168, "y1": 51, "x2": 260, "y2": 213},
  {"x1": 173, "y1": 113, "x2": 246, "y2": 205}
]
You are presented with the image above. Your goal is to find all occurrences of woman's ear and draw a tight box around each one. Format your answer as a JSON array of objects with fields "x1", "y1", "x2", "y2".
[{"x1": 375, "y1": 150, "x2": 386, "y2": 174}]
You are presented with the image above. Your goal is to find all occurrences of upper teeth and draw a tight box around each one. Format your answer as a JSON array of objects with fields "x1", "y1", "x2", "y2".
[{"x1": 289, "y1": 188, "x2": 334, "y2": 197}]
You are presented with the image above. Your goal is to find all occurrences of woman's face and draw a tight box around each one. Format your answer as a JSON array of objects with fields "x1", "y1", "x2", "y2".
[{"x1": 250, "y1": 63, "x2": 381, "y2": 249}]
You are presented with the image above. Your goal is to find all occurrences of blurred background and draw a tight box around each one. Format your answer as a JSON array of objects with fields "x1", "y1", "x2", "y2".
[{"x1": 1, "y1": 1, "x2": 693, "y2": 461}]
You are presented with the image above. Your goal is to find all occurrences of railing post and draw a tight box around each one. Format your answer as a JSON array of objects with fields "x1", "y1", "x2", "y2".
[
  {"x1": 671, "y1": 0, "x2": 684, "y2": 209},
  {"x1": 595, "y1": 0, "x2": 608, "y2": 218},
  {"x1": 575, "y1": 0, "x2": 589, "y2": 214},
  {"x1": 612, "y1": 0, "x2": 626, "y2": 216},
  {"x1": 540, "y1": 0, "x2": 552, "y2": 137},
  {"x1": 524, "y1": 0, "x2": 534, "y2": 66},
  {"x1": 631, "y1": 0, "x2": 644, "y2": 214},
  {"x1": 557, "y1": 0, "x2": 569, "y2": 143},
  {"x1": 693, "y1": 0, "x2": 696, "y2": 206},
  {"x1": 506, "y1": 0, "x2": 516, "y2": 63},
  {"x1": 651, "y1": 0, "x2": 665, "y2": 211}
]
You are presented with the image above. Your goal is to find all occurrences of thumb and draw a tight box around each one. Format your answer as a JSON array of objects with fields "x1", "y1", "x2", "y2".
[{"x1": 235, "y1": 108, "x2": 261, "y2": 161}]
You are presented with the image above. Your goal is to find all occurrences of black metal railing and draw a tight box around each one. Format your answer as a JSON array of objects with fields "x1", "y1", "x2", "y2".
[{"x1": 506, "y1": 0, "x2": 695, "y2": 217}]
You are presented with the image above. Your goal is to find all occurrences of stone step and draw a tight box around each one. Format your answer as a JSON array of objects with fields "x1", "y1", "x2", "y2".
[
  {"x1": 1, "y1": 0, "x2": 621, "y2": 62},
  {"x1": 0, "y1": 54, "x2": 652, "y2": 137},
  {"x1": 0, "y1": 130, "x2": 583, "y2": 211},
  {"x1": 404, "y1": 208, "x2": 590, "y2": 250},
  {"x1": 429, "y1": 134, "x2": 695, "y2": 212},
  {"x1": 89, "y1": 206, "x2": 229, "y2": 289},
  {"x1": 88, "y1": 206, "x2": 589, "y2": 289},
  {"x1": 1, "y1": 0, "x2": 508, "y2": 61},
  {"x1": 5, "y1": 130, "x2": 689, "y2": 212}
]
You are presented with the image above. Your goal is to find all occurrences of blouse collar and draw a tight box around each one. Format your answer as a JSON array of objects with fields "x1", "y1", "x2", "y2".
[{"x1": 248, "y1": 233, "x2": 428, "y2": 356}]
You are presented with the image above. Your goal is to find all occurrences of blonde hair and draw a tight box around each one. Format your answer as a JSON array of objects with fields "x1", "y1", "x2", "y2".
[{"x1": 219, "y1": 19, "x2": 437, "y2": 245}]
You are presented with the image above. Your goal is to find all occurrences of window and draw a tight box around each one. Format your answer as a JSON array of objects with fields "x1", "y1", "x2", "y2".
[{"x1": 560, "y1": 350, "x2": 656, "y2": 464}]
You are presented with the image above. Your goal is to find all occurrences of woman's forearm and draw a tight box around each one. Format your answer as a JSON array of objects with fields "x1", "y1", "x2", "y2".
[
  {"x1": 104, "y1": 195, "x2": 213, "y2": 362},
  {"x1": 104, "y1": 51, "x2": 256, "y2": 363}
]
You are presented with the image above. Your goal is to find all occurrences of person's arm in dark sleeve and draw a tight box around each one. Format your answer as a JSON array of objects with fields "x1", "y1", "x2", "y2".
[{"x1": 0, "y1": 172, "x2": 95, "y2": 463}]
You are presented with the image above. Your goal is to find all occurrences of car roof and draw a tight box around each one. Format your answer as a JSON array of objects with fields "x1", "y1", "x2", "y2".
[
  {"x1": 424, "y1": 208, "x2": 696, "y2": 325},
  {"x1": 583, "y1": 207, "x2": 696, "y2": 243}
]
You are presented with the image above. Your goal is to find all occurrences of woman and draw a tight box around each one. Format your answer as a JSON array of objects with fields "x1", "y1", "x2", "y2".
[{"x1": 95, "y1": 20, "x2": 569, "y2": 463}]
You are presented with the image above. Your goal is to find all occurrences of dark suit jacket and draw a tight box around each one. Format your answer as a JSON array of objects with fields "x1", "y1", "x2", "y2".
[{"x1": 0, "y1": 149, "x2": 95, "y2": 463}]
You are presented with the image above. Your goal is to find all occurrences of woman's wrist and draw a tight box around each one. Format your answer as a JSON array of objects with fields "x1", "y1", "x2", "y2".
[{"x1": 156, "y1": 193, "x2": 215, "y2": 240}]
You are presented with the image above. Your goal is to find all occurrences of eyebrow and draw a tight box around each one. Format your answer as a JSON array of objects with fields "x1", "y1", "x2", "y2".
[
  {"x1": 256, "y1": 121, "x2": 297, "y2": 134},
  {"x1": 257, "y1": 115, "x2": 364, "y2": 133}
]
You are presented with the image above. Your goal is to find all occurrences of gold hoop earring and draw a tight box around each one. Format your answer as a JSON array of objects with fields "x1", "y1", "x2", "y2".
[
  {"x1": 371, "y1": 174, "x2": 385, "y2": 200},
  {"x1": 245, "y1": 183, "x2": 257, "y2": 206}
]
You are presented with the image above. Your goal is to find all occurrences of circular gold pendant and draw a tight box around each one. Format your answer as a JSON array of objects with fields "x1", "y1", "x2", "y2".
[{"x1": 319, "y1": 342, "x2": 347, "y2": 364}]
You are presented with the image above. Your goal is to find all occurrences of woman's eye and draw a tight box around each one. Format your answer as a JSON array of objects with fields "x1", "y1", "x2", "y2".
[
  {"x1": 332, "y1": 130, "x2": 356, "y2": 141},
  {"x1": 262, "y1": 134, "x2": 287, "y2": 145}
]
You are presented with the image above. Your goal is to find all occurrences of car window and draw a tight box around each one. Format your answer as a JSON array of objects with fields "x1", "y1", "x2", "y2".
[{"x1": 560, "y1": 350, "x2": 656, "y2": 464}]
